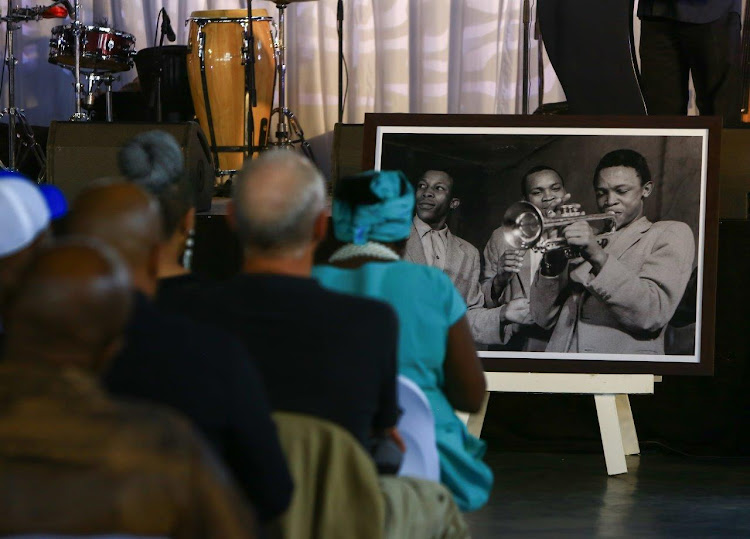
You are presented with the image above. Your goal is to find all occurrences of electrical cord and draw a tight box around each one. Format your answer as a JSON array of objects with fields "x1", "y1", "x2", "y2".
[{"x1": 640, "y1": 440, "x2": 750, "y2": 461}]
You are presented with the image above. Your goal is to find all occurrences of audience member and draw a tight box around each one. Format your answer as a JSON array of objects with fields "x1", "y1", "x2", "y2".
[
  {"x1": 181, "y1": 151, "x2": 401, "y2": 450},
  {"x1": 314, "y1": 169, "x2": 493, "y2": 512},
  {"x1": 0, "y1": 242, "x2": 256, "y2": 538},
  {"x1": 175, "y1": 151, "x2": 468, "y2": 536},
  {"x1": 118, "y1": 130, "x2": 202, "y2": 303},
  {"x1": 0, "y1": 178, "x2": 51, "y2": 354},
  {"x1": 66, "y1": 181, "x2": 293, "y2": 524}
]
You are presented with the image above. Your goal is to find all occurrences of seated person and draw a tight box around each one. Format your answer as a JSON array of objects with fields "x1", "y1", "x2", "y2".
[
  {"x1": 118, "y1": 130, "x2": 204, "y2": 302},
  {"x1": 65, "y1": 181, "x2": 293, "y2": 525},
  {"x1": 0, "y1": 177, "x2": 52, "y2": 355},
  {"x1": 178, "y1": 151, "x2": 469, "y2": 536},
  {"x1": 313, "y1": 169, "x2": 493, "y2": 512},
  {"x1": 0, "y1": 242, "x2": 256, "y2": 538}
]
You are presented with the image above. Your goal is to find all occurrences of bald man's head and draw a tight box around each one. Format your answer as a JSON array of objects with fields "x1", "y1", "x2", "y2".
[
  {"x1": 3, "y1": 242, "x2": 132, "y2": 371},
  {"x1": 67, "y1": 182, "x2": 162, "y2": 294},
  {"x1": 232, "y1": 151, "x2": 326, "y2": 257}
]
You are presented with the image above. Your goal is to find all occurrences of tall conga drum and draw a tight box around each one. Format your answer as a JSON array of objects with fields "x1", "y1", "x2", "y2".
[{"x1": 186, "y1": 9, "x2": 276, "y2": 177}]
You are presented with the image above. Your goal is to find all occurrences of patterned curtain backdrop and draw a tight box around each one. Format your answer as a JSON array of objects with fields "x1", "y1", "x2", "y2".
[{"x1": 7, "y1": 0, "x2": 570, "y2": 136}]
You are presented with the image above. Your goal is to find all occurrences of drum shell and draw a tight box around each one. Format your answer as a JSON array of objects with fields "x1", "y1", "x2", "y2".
[
  {"x1": 186, "y1": 10, "x2": 276, "y2": 174},
  {"x1": 49, "y1": 25, "x2": 136, "y2": 72},
  {"x1": 135, "y1": 45, "x2": 195, "y2": 123}
]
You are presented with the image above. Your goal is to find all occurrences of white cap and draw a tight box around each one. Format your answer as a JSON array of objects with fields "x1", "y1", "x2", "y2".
[{"x1": 0, "y1": 178, "x2": 51, "y2": 258}]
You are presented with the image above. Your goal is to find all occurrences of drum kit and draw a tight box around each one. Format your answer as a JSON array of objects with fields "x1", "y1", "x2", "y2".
[{"x1": 1, "y1": 0, "x2": 316, "y2": 183}]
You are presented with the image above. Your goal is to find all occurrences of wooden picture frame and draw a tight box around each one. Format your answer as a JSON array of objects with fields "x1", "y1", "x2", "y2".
[{"x1": 363, "y1": 113, "x2": 721, "y2": 375}]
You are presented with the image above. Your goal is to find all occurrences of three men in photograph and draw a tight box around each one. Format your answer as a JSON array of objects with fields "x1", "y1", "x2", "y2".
[{"x1": 407, "y1": 149, "x2": 696, "y2": 356}]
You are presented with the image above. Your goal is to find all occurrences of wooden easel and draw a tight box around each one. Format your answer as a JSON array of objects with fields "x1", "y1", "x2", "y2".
[{"x1": 457, "y1": 373, "x2": 659, "y2": 475}]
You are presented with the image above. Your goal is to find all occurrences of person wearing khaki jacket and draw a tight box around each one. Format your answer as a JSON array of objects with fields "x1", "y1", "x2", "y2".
[
  {"x1": 530, "y1": 149, "x2": 695, "y2": 355},
  {"x1": 481, "y1": 166, "x2": 569, "y2": 351},
  {"x1": 405, "y1": 170, "x2": 530, "y2": 345}
]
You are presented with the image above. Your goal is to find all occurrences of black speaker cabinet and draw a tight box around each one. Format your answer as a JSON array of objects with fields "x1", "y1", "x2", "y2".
[
  {"x1": 719, "y1": 128, "x2": 750, "y2": 219},
  {"x1": 332, "y1": 123, "x2": 365, "y2": 184},
  {"x1": 46, "y1": 121, "x2": 213, "y2": 211}
]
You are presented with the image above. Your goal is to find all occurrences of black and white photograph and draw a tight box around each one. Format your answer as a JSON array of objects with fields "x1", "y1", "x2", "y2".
[{"x1": 365, "y1": 114, "x2": 721, "y2": 375}]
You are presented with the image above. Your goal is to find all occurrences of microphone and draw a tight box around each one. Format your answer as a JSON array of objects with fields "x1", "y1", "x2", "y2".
[{"x1": 161, "y1": 9, "x2": 177, "y2": 43}]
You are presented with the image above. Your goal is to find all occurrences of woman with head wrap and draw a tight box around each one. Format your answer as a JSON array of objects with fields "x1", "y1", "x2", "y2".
[
  {"x1": 118, "y1": 131, "x2": 202, "y2": 303},
  {"x1": 312, "y1": 170, "x2": 493, "y2": 512}
]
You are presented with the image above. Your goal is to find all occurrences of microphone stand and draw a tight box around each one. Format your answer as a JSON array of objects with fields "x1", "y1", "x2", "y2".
[
  {"x1": 337, "y1": 0, "x2": 343, "y2": 124},
  {"x1": 521, "y1": 0, "x2": 530, "y2": 114},
  {"x1": 70, "y1": 0, "x2": 86, "y2": 120},
  {"x1": 245, "y1": 0, "x2": 257, "y2": 156},
  {"x1": 1, "y1": 0, "x2": 46, "y2": 175},
  {"x1": 156, "y1": 9, "x2": 167, "y2": 122}
]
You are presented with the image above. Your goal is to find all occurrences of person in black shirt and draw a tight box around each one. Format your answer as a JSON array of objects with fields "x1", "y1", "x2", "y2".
[
  {"x1": 65, "y1": 181, "x2": 293, "y2": 525},
  {"x1": 181, "y1": 151, "x2": 401, "y2": 449}
]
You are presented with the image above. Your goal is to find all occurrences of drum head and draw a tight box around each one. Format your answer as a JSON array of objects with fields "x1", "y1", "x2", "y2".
[{"x1": 189, "y1": 9, "x2": 269, "y2": 20}]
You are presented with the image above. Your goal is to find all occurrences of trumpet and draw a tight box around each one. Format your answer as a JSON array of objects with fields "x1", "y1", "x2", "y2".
[{"x1": 502, "y1": 201, "x2": 617, "y2": 256}]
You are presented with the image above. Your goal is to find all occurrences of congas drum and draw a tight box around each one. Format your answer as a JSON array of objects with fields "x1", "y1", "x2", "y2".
[
  {"x1": 49, "y1": 25, "x2": 136, "y2": 72},
  {"x1": 186, "y1": 9, "x2": 276, "y2": 176}
]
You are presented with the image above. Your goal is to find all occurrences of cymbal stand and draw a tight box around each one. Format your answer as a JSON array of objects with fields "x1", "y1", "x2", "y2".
[
  {"x1": 270, "y1": 1, "x2": 314, "y2": 161},
  {"x1": 0, "y1": 1, "x2": 46, "y2": 178},
  {"x1": 70, "y1": 0, "x2": 87, "y2": 121}
]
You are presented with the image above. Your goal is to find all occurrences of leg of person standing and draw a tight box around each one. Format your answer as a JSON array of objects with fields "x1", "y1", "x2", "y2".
[
  {"x1": 639, "y1": 17, "x2": 691, "y2": 114},
  {"x1": 681, "y1": 11, "x2": 742, "y2": 125}
]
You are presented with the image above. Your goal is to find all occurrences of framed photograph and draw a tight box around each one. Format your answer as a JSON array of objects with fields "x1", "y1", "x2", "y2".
[{"x1": 363, "y1": 113, "x2": 721, "y2": 375}]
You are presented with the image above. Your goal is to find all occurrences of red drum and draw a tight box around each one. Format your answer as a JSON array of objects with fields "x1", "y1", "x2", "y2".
[{"x1": 49, "y1": 25, "x2": 136, "y2": 73}]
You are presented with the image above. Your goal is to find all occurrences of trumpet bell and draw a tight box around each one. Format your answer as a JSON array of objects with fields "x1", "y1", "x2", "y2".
[{"x1": 502, "y1": 201, "x2": 543, "y2": 250}]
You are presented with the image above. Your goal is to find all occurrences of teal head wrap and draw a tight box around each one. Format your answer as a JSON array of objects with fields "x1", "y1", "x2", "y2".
[{"x1": 332, "y1": 170, "x2": 414, "y2": 245}]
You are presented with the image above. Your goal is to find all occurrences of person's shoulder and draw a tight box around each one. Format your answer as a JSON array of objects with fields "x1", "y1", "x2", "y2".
[
  {"x1": 321, "y1": 282, "x2": 397, "y2": 320},
  {"x1": 650, "y1": 220, "x2": 694, "y2": 242},
  {"x1": 108, "y1": 397, "x2": 203, "y2": 457},
  {"x1": 392, "y1": 260, "x2": 459, "y2": 292},
  {"x1": 137, "y1": 299, "x2": 250, "y2": 366}
]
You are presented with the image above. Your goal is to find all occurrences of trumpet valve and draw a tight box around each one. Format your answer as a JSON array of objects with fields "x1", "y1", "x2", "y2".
[{"x1": 558, "y1": 204, "x2": 581, "y2": 216}]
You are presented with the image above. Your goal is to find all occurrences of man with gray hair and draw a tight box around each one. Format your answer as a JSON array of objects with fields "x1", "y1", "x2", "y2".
[
  {"x1": 186, "y1": 150, "x2": 402, "y2": 451},
  {"x1": 174, "y1": 151, "x2": 469, "y2": 538}
]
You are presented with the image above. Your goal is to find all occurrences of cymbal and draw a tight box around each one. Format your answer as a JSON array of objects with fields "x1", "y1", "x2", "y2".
[{"x1": 272, "y1": 0, "x2": 318, "y2": 4}]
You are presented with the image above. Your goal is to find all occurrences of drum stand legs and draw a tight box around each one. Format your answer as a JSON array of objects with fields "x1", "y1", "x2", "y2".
[
  {"x1": 0, "y1": 1, "x2": 46, "y2": 179},
  {"x1": 70, "y1": 0, "x2": 88, "y2": 121},
  {"x1": 269, "y1": 2, "x2": 314, "y2": 162}
]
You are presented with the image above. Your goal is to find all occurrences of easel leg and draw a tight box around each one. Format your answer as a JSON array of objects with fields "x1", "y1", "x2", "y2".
[
  {"x1": 465, "y1": 392, "x2": 490, "y2": 438},
  {"x1": 594, "y1": 394, "x2": 627, "y2": 475},
  {"x1": 615, "y1": 394, "x2": 640, "y2": 456}
]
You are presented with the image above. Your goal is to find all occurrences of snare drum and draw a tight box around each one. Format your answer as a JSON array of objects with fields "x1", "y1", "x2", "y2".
[
  {"x1": 186, "y1": 9, "x2": 276, "y2": 175},
  {"x1": 49, "y1": 25, "x2": 136, "y2": 73}
]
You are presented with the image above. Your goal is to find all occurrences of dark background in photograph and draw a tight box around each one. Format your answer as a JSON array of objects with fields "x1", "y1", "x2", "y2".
[{"x1": 380, "y1": 132, "x2": 704, "y2": 355}]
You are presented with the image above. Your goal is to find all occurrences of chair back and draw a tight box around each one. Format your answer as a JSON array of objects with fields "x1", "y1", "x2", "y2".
[
  {"x1": 269, "y1": 412, "x2": 384, "y2": 539},
  {"x1": 396, "y1": 376, "x2": 440, "y2": 482}
]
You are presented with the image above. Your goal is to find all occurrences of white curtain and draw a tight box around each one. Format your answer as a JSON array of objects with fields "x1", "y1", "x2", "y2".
[{"x1": 8, "y1": 0, "x2": 567, "y2": 136}]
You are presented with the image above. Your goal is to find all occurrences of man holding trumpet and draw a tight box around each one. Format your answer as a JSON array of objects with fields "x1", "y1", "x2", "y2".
[
  {"x1": 481, "y1": 165, "x2": 572, "y2": 351},
  {"x1": 530, "y1": 149, "x2": 695, "y2": 355}
]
